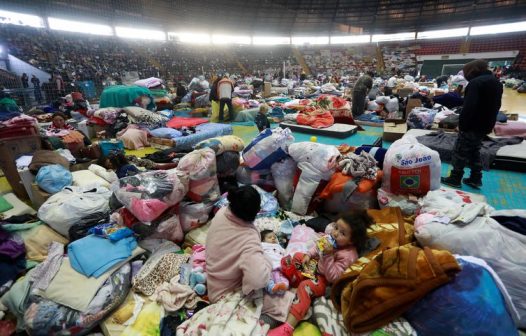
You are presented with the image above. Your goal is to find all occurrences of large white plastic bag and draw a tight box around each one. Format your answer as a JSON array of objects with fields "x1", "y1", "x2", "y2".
[
  {"x1": 38, "y1": 186, "x2": 112, "y2": 237},
  {"x1": 242, "y1": 127, "x2": 294, "y2": 170},
  {"x1": 177, "y1": 148, "x2": 220, "y2": 203},
  {"x1": 288, "y1": 142, "x2": 339, "y2": 176},
  {"x1": 236, "y1": 166, "x2": 275, "y2": 189},
  {"x1": 407, "y1": 107, "x2": 436, "y2": 129},
  {"x1": 382, "y1": 136, "x2": 441, "y2": 196},
  {"x1": 414, "y1": 215, "x2": 526, "y2": 328},
  {"x1": 112, "y1": 169, "x2": 189, "y2": 223},
  {"x1": 271, "y1": 157, "x2": 297, "y2": 210},
  {"x1": 367, "y1": 101, "x2": 381, "y2": 111},
  {"x1": 289, "y1": 142, "x2": 339, "y2": 215},
  {"x1": 375, "y1": 96, "x2": 390, "y2": 105},
  {"x1": 385, "y1": 97, "x2": 399, "y2": 113},
  {"x1": 179, "y1": 201, "x2": 213, "y2": 233}
]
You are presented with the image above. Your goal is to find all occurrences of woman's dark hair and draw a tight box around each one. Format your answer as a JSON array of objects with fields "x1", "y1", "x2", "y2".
[
  {"x1": 107, "y1": 152, "x2": 128, "y2": 169},
  {"x1": 227, "y1": 185, "x2": 261, "y2": 222},
  {"x1": 260, "y1": 229, "x2": 274, "y2": 242},
  {"x1": 52, "y1": 112, "x2": 67, "y2": 120},
  {"x1": 339, "y1": 210, "x2": 374, "y2": 253}
]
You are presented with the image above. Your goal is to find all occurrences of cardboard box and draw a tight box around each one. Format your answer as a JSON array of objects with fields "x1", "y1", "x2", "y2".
[
  {"x1": 30, "y1": 183, "x2": 50, "y2": 209},
  {"x1": 263, "y1": 82, "x2": 271, "y2": 98},
  {"x1": 506, "y1": 113, "x2": 519, "y2": 121},
  {"x1": 383, "y1": 120, "x2": 408, "y2": 142},
  {"x1": 406, "y1": 98, "x2": 422, "y2": 114},
  {"x1": 397, "y1": 88, "x2": 414, "y2": 98},
  {"x1": 0, "y1": 136, "x2": 42, "y2": 199}
]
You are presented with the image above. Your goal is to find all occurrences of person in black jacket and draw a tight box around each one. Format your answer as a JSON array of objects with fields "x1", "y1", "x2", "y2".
[{"x1": 441, "y1": 59, "x2": 503, "y2": 189}]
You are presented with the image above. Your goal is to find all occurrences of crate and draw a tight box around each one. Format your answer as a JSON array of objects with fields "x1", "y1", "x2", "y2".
[{"x1": 0, "y1": 135, "x2": 42, "y2": 199}]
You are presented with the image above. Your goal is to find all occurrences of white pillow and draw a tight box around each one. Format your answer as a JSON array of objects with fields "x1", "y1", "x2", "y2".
[
  {"x1": 72, "y1": 170, "x2": 111, "y2": 189},
  {"x1": 88, "y1": 164, "x2": 118, "y2": 183}
]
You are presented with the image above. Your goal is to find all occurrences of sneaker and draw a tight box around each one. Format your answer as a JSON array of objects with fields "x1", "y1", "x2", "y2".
[
  {"x1": 463, "y1": 178, "x2": 482, "y2": 189},
  {"x1": 441, "y1": 176, "x2": 462, "y2": 188}
]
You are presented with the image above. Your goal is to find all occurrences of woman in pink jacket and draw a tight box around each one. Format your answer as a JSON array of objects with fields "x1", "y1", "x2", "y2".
[{"x1": 206, "y1": 186, "x2": 295, "y2": 323}]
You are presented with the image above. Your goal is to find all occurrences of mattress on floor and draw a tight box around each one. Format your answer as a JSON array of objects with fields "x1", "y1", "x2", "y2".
[
  {"x1": 279, "y1": 122, "x2": 358, "y2": 138},
  {"x1": 355, "y1": 120, "x2": 384, "y2": 127},
  {"x1": 403, "y1": 129, "x2": 526, "y2": 172},
  {"x1": 173, "y1": 123, "x2": 233, "y2": 151}
]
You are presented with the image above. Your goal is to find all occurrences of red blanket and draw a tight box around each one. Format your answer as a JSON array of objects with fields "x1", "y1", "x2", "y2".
[
  {"x1": 297, "y1": 110, "x2": 334, "y2": 129},
  {"x1": 167, "y1": 117, "x2": 209, "y2": 129}
]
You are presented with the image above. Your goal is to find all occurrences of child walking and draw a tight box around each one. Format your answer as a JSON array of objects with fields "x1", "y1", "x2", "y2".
[
  {"x1": 268, "y1": 210, "x2": 373, "y2": 336},
  {"x1": 261, "y1": 230, "x2": 289, "y2": 294}
]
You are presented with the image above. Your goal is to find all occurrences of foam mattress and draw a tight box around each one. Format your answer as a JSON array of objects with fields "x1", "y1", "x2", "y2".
[
  {"x1": 279, "y1": 122, "x2": 358, "y2": 138},
  {"x1": 403, "y1": 129, "x2": 526, "y2": 172}
]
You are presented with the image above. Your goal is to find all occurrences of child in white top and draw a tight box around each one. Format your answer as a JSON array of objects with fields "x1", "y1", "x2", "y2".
[{"x1": 261, "y1": 230, "x2": 289, "y2": 294}]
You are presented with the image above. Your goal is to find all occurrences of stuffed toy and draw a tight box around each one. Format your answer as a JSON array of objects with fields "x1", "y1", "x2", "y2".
[{"x1": 189, "y1": 267, "x2": 207, "y2": 295}]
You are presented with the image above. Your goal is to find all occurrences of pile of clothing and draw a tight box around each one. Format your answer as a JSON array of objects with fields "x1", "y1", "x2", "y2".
[{"x1": 0, "y1": 121, "x2": 523, "y2": 336}]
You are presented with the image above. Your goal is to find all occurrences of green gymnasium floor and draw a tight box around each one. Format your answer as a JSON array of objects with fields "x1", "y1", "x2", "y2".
[{"x1": 233, "y1": 123, "x2": 526, "y2": 211}]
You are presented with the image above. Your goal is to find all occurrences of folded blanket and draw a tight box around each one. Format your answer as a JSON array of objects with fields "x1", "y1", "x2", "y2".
[
  {"x1": 68, "y1": 235, "x2": 137, "y2": 278},
  {"x1": 338, "y1": 246, "x2": 460, "y2": 333}
]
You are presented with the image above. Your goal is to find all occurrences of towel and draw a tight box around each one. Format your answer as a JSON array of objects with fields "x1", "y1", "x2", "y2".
[{"x1": 68, "y1": 235, "x2": 137, "y2": 278}]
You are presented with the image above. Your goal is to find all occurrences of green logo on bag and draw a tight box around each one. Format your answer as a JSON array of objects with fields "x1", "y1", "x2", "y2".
[{"x1": 401, "y1": 176, "x2": 419, "y2": 188}]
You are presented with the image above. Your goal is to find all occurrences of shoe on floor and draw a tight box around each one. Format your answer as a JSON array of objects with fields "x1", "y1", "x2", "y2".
[
  {"x1": 463, "y1": 178, "x2": 482, "y2": 189},
  {"x1": 441, "y1": 176, "x2": 461, "y2": 188}
]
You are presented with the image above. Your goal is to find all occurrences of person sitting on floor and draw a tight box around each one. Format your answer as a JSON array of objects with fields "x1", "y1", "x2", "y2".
[
  {"x1": 268, "y1": 210, "x2": 373, "y2": 336},
  {"x1": 48, "y1": 112, "x2": 75, "y2": 132},
  {"x1": 46, "y1": 112, "x2": 91, "y2": 155},
  {"x1": 255, "y1": 104, "x2": 271, "y2": 132},
  {"x1": 205, "y1": 185, "x2": 295, "y2": 326}
]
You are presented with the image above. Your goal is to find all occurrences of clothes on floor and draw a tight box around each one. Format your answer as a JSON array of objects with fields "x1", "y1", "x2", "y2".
[
  {"x1": 29, "y1": 242, "x2": 64, "y2": 291},
  {"x1": 491, "y1": 215, "x2": 526, "y2": 235},
  {"x1": 154, "y1": 275, "x2": 201, "y2": 312},
  {"x1": 68, "y1": 235, "x2": 137, "y2": 278},
  {"x1": 116, "y1": 164, "x2": 140, "y2": 179},
  {"x1": 416, "y1": 131, "x2": 523, "y2": 171},
  {"x1": 0, "y1": 229, "x2": 25, "y2": 260}
]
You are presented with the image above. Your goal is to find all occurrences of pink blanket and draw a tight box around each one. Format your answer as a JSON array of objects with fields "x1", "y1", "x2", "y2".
[{"x1": 494, "y1": 121, "x2": 526, "y2": 137}]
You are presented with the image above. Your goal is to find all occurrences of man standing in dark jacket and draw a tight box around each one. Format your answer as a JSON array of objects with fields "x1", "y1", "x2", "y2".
[{"x1": 441, "y1": 59, "x2": 503, "y2": 189}]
